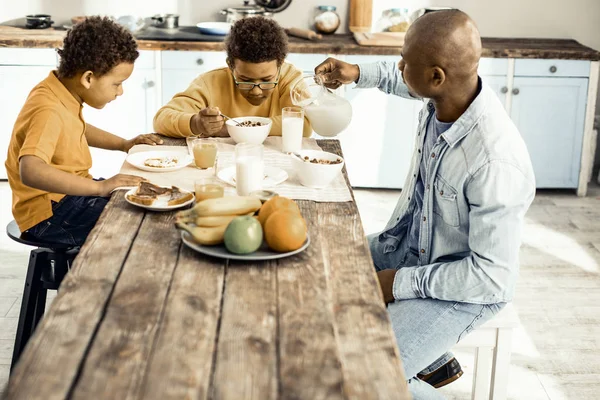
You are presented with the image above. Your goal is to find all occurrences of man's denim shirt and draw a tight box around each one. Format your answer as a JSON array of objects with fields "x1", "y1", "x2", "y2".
[{"x1": 357, "y1": 61, "x2": 536, "y2": 304}]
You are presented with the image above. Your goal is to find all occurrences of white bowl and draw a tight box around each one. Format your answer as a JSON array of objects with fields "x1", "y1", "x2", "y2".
[
  {"x1": 291, "y1": 150, "x2": 344, "y2": 188},
  {"x1": 225, "y1": 117, "x2": 272, "y2": 145}
]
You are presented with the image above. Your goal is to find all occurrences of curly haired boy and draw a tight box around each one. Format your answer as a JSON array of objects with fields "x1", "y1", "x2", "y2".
[
  {"x1": 154, "y1": 17, "x2": 311, "y2": 138},
  {"x1": 5, "y1": 16, "x2": 163, "y2": 246}
]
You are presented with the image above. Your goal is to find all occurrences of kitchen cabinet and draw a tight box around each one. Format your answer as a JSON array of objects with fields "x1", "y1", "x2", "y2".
[
  {"x1": 0, "y1": 49, "x2": 57, "y2": 179},
  {"x1": 510, "y1": 76, "x2": 588, "y2": 188},
  {"x1": 161, "y1": 51, "x2": 227, "y2": 105},
  {"x1": 84, "y1": 51, "x2": 160, "y2": 179}
]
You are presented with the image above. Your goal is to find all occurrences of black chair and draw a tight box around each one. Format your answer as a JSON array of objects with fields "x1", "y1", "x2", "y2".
[{"x1": 6, "y1": 220, "x2": 78, "y2": 371}]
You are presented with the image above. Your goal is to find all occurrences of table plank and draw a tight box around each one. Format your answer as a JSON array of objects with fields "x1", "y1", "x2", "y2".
[
  {"x1": 70, "y1": 211, "x2": 181, "y2": 399},
  {"x1": 317, "y1": 140, "x2": 409, "y2": 399},
  {"x1": 277, "y1": 201, "x2": 345, "y2": 399},
  {"x1": 5, "y1": 195, "x2": 145, "y2": 400},
  {"x1": 139, "y1": 246, "x2": 226, "y2": 400},
  {"x1": 210, "y1": 261, "x2": 278, "y2": 399}
]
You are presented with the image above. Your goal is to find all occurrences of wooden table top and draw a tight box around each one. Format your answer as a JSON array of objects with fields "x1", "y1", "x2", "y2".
[
  {"x1": 5, "y1": 139, "x2": 410, "y2": 400},
  {"x1": 1, "y1": 26, "x2": 599, "y2": 60}
]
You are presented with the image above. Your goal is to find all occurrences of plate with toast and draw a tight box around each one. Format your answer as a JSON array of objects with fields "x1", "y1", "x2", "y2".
[
  {"x1": 126, "y1": 150, "x2": 194, "y2": 172},
  {"x1": 125, "y1": 182, "x2": 194, "y2": 211}
]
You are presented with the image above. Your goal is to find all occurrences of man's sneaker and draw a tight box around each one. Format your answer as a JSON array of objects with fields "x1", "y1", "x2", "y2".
[{"x1": 417, "y1": 358, "x2": 463, "y2": 388}]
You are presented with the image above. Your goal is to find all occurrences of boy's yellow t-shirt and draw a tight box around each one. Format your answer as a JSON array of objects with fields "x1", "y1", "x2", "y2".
[
  {"x1": 153, "y1": 62, "x2": 312, "y2": 138},
  {"x1": 5, "y1": 71, "x2": 93, "y2": 232}
]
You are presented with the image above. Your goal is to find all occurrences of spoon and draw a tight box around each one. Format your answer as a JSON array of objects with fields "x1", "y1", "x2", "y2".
[{"x1": 220, "y1": 113, "x2": 242, "y2": 126}]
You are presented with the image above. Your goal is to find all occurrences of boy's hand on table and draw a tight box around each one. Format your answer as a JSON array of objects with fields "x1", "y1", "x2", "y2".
[
  {"x1": 122, "y1": 134, "x2": 164, "y2": 152},
  {"x1": 98, "y1": 174, "x2": 147, "y2": 197},
  {"x1": 190, "y1": 107, "x2": 225, "y2": 137},
  {"x1": 377, "y1": 269, "x2": 397, "y2": 304}
]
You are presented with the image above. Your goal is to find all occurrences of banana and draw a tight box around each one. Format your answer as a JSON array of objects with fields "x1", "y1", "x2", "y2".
[
  {"x1": 192, "y1": 196, "x2": 262, "y2": 217},
  {"x1": 195, "y1": 215, "x2": 238, "y2": 227},
  {"x1": 176, "y1": 222, "x2": 227, "y2": 246}
]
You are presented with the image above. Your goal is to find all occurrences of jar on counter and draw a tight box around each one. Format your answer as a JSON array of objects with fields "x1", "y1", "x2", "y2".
[
  {"x1": 313, "y1": 6, "x2": 340, "y2": 35},
  {"x1": 376, "y1": 8, "x2": 410, "y2": 33}
]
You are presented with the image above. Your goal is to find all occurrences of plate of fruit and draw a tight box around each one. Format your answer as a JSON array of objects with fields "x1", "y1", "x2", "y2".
[{"x1": 175, "y1": 195, "x2": 309, "y2": 261}]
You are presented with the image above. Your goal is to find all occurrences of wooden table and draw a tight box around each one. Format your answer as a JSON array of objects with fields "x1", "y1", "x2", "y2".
[{"x1": 5, "y1": 139, "x2": 410, "y2": 400}]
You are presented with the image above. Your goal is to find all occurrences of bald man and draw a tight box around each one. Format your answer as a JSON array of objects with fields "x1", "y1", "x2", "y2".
[{"x1": 315, "y1": 10, "x2": 535, "y2": 399}]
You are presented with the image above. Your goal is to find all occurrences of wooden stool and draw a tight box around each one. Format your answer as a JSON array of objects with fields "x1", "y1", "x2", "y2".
[
  {"x1": 453, "y1": 303, "x2": 519, "y2": 400},
  {"x1": 5, "y1": 220, "x2": 78, "y2": 371}
]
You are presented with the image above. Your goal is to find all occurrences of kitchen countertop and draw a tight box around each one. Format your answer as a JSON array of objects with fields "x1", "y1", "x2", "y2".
[{"x1": 1, "y1": 26, "x2": 599, "y2": 60}]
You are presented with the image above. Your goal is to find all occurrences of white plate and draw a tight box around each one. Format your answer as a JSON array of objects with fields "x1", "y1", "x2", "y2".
[
  {"x1": 124, "y1": 187, "x2": 194, "y2": 211},
  {"x1": 196, "y1": 22, "x2": 231, "y2": 36},
  {"x1": 181, "y1": 231, "x2": 310, "y2": 261},
  {"x1": 126, "y1": 150, "x2": 193, "y2": 172},
  {"x1": 217, "y1": 166, "x2": 288, "y2": 188}
]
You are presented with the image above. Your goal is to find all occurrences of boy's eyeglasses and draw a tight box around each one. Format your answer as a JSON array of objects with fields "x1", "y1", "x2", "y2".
[{"x1": 233, "y1": 68, "x2": 281, "y2": 91}]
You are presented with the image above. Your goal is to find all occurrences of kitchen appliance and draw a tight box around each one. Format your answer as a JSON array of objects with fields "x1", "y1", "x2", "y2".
[
  {"x1": 221, "y1": 0, "x2": 292, "y2": 24},
  {"x1": 25, "y1": 14, "x2": 54, "y2": 29},
  {"x1": 151, "y1": 14, "x2": 179, "y2": 29}
]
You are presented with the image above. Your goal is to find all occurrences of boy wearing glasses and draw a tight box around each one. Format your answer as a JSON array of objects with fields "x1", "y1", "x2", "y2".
[{"x1": 154, "y1": 17, "x2": 312, "y2": 138}]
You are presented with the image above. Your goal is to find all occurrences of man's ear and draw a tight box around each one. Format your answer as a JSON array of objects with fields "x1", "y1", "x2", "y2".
[
  {"x1": 431, "y1": 66, "x2": 446, "y2": 88},
  {"x1": 79, "y1": 71, "x2": 94, "y2": 89}
]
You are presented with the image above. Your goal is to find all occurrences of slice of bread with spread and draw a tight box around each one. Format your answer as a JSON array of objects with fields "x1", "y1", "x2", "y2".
[{"x1": 126, "y1": 182, "x2": 192, "y2": 207}]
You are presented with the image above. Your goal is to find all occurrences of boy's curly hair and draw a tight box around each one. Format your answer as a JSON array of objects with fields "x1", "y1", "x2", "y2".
[
  {"x1": 225, "y1": 17, "x2": 288, "y2": 67},
  {"x1": 57, "y1": 16, "x2": 139, "y2": 78}
]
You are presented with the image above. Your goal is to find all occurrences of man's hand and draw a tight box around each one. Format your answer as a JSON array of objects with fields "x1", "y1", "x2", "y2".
[
  {"x1": 98, "y1": 174, "x2": 146, "y2": 197},
  {"x1": 190, "y1": 106, "x2": 225, "y2": 137},
  {"x1": 122, "y1": 134, "x2": 163, "y2": 152},
  {"x1": 314, "y1": 57, "x2": 360, "y2": 89},
  {"x1": 377, "y1": 269, "x2": 397, "y2": 304}
]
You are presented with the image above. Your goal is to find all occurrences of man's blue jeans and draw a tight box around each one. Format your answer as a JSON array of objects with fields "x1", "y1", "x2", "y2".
[{"x1": 368, "y1": 234, "x2": 505, "y2": 399}]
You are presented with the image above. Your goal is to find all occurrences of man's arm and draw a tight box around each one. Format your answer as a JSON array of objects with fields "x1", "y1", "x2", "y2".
[
  {"x1": 390, "y1": 161, "x2": 535, "y2": 304},
  {"x1": 355, "y1": 61, "x2": 416, "y2": 100},
  {"x1": 315, "y1": 58, "x2": 415, "y2": 100}
]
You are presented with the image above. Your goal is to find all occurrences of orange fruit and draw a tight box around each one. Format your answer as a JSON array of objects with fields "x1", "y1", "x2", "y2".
[
  {"x1": 257, "y1": 196, "x2": 300, "y2": 227},
  {"x1": 264, "y1": 210, "x2": 307, "y2": 252}
]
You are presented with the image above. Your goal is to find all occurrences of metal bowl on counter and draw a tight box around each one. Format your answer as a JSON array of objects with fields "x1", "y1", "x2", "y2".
[
  {"x1": 151, "y1": 14, "x2": 179, "y2": 29},
  {"x1": 220, "y1": 0, "x2": 292, "y2": 24}
]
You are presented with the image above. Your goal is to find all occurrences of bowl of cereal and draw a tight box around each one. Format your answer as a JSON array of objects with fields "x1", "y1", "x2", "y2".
[
  {"x1": 225, "y1": 116, "x2": 272, "y2": 145},
  {"x1": 291, "y1": 149, "x2": 344, "y2": 188}
]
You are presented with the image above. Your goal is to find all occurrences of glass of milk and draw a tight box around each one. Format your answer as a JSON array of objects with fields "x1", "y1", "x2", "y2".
[
  {"x1": 281, "y1": 107, "x2": 304, "y2": 153},
  {"x1": 235, "y1": 143, "x2": 264, "y2": 196}
]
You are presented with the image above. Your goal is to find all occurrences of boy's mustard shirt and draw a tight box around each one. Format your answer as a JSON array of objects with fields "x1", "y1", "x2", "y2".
[
  {"x1": 5, "y1": 71, "x2": 93, "y2": 232},
  {"x1": 153, "y1": 62, "x2": 312, "y2": 138}
]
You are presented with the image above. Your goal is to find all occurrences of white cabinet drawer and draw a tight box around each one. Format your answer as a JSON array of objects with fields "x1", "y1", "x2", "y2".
[
  {"x1": 515, "y1": 59, "x2": 591, "y2": 77},
  {"x1": 478, "y1": 58, "x2": 508, "y2": 76},
  {"x1": 0, "y1": 48, "x2": 58, "y2": 66},
  {"x1": 161, "y1": 51, "x2": 227, "y2": 70},
  {"x1": 286, "y1": 54, "x2": 328, "y2": 74},
  {"x1": 136, "y1": 51, "x2": 156, "y2": 69}
]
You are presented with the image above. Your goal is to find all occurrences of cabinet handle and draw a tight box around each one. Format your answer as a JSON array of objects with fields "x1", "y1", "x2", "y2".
[
  {"x1": 512, "y1": 88, "x2": 520, "y2": 95},
  {"x1": 145, "y1": 81, "x2": 155, "y2": 88},
  {"x1": 500, "y1": 86, "x2": 508, "y2": 94},
  {"x1": 196, "y1": 58, "x2": 204, "y2": 66},
  {"x1": 549, "y1": 65, "x2": 557, "y2": 73}
]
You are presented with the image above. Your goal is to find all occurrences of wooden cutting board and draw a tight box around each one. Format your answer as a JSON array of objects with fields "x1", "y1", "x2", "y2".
[{"x1": 353, "y1": 32, "x2": 406, "y2": 47}]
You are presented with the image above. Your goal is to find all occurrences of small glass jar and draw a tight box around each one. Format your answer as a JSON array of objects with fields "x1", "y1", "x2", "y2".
[
  {"x1": 313, "y1": 6, "x2": 340, "y2": 35},
  {"x1": 376, "y1": 8, "x2": 410, "y2": 33}
]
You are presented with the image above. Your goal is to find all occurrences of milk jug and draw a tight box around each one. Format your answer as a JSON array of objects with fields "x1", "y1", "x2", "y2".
[{"x1": 290, "y1": 75, "x2": 353, "y2": 137}]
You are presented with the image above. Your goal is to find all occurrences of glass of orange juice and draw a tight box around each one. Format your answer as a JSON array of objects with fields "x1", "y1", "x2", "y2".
[
  {"x1": 194, "y1": 178, "x2": 224, "y2": 203},
  {"x1": 192, "y1": 138, "x2": 218, "y2": 170}
]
